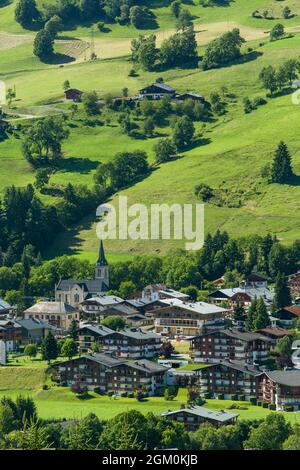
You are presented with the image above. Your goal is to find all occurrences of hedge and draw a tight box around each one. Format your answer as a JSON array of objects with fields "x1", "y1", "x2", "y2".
[
  {"x1": 231, "y1": 394, "x2": 238, "y2": 401},
  {"x1": 284, "y1": 405, "x2": 294, "y2": 412},
  {"x1": 249, "y1": 396, "x2": 257, "y2": 405},
  {"x1": 262, "y1": 402, "x2": 269, "y2": 408},
  {"x1": 238, "y1": 395, "x2": 245, "y2": 401},
  {"x1": 203, "y1": 392, "x2": 211, "y2": 399},
  {"x1": 268, "y1": 403, "x2": 276, "y2": 410},
  {"x1": 217, "y1": 393, "x2": 224, "y2": 400}
]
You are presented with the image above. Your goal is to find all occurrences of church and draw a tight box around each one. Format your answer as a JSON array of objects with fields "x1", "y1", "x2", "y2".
[{"x1": 55, "y1": 241, "x2": 109, "y2": 308}]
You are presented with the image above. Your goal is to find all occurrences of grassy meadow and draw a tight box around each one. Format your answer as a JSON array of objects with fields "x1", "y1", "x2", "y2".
[{"x1": 0, "y1": 0, "x2": 299, "y2": 260}]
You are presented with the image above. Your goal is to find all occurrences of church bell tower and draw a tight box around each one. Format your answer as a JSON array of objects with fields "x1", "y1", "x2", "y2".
[{"x1": 95, "y1": 240, "x2": 109, "y2": 288}]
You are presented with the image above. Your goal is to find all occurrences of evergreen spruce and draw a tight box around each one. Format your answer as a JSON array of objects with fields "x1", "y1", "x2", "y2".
[
  {"x1": 41, "y1": 331, "x2": 58, "y2": 364},
  {"x1": 245, "y1": 298, "x2": 258, "y2": 331},
  {"x1": 270, "y1": 141, "x2": 294, "y2": 184},
  {"x1": 273, "y1": 272, "x2": 292, "y2": 310},
  {"x1": 254, "y1": 297, "x2": 270, "y2": 329}
]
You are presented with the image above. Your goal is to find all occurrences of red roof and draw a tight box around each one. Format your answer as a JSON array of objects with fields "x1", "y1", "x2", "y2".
[{"x1": 282, "y1": 306, "x2": 300, "y2": 317}]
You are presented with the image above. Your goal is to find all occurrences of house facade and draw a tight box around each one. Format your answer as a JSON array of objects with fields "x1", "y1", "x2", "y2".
[
  {"x1": 272, "y1": 305, "x2": 300, "y2": 327},
  {"x1": 258, "y1": 370, "x2": 300, "y2": 410},
  {"x1": 190, "y1": 329, "x2": 272, "y2": 364},
  {"x1": 288, "y1": 271, "x2": 300, "y2": 297},
  {"x1": 0, "y1": 320, "x2": 22, "y2": 351},
  {"x1": 24, "y1": 301, "x2": 79, "y2": 332},
  {"x1": 161, "y1": 406, "x2": 238, "y2": 431},
  {"x1": 52, "y1": 353, "x2": 168, "y2": 395},
  {"x1": 139, "y1": 82, "x2": 176, "y2": 100},
  {"x1": 150, "y1": 299, "x2": 227, "y2": 337},
  {"x1": 198, "y1": 361, "x2": 262, "y2": 398}
]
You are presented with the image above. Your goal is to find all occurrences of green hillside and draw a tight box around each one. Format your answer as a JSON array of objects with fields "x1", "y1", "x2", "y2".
[{"x1": 0, "y1": 0, "x2": 300, "y2": 260}]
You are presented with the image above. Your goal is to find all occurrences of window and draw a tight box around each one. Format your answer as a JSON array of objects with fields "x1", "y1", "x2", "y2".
[{"x1": 74, "y1": 294, "x2": 80, "y2": 303}]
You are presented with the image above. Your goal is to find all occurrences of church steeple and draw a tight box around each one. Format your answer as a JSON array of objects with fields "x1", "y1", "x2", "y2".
[
  {"x1": 96, "y1": 240, "x2": 108, "y2": 266},
  {"x1": 95, "y1": 240, "x2": 109, "y2": 288}
]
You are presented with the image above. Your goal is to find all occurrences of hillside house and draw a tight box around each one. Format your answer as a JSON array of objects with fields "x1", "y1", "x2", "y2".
[
  {"x1": 64, "y1": 88, "x2": 83, "y2": 102},
  {"x1": 258, "y1": 370, "x2": 300, "y2": 410},
  {"x1": 255, "y1": 327, "x2": 293, "y2": 345},
  {"x1": 207, "y1": 286, "x2": 274, "y2": 307},
  {"x1": 0, "y1": 320, "x2": 22, "y2": 351},
  {"x1": 176, "y1": 92, "x2": 205, "y2": 103},
  {"x1": 161, "y1": 406, "x2": 238, "y2": 431},
  {"x1": 190, "y1": 329, "x2": 272, "y2": 364},
  {"x1": 272, "y1": 305, "x2": 300, "y2": 327},
  {"x1": 0, "y1": 298, "x2": 11, "y2": 317},
  {"x1": 16, "y1": 318, "x2": 55, "y2": 344},
  {"x1": 198, "y1": 361, "x2": 262, "y2": 399},
  {"x1": 52, "y1": 353, "x2": 168, "y2": 395},
  {"x1": 139, "y1": 82, "x2": 176, "y2": 100}
]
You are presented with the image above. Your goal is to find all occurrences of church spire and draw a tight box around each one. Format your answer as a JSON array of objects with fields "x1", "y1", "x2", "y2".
[{"x1": 96, "y1": 240, "x2": 108, "y2": 266}]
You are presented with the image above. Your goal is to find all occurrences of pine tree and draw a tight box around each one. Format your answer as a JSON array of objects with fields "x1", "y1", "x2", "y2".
[
  {"x1": 41, "y1": 331, "x2": 58, "y2": 364},
  {"x1": 274, "y1": 272, "x2": 292, "y2": 310},
  {"x1": 270, "y1": 141, "x2": 294, "y2": 184},
  {"x1": 254, "y1": 297, "x2": 270, "y2": 329},
  {"x1": 68, "y1": 319, "x2": 78, "y2": 341},
  {"x1": 233, "y1": 302, "x2": 246, "y2": 322},
  {"x1": 246, "y1": 298, "x2": 258, "y2": 331}
]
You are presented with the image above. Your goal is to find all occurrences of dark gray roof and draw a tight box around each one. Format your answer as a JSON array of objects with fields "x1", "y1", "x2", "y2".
[
  {"x1": 0, "y1": 298, "x2": 11, "y2": 311},
  {"x1": 110, "y1": 327, "x2": 160, "y2": 340},
  {"x1": 107, "y1": 304, "x2": 138, "y2": 315},
  {"x1": 192, "y1": 329, "x2": 272, "y2": 343},
  {"x1": 127, "y1": 359, "x2": 169, "y2": 374},
  {"x1": 55, "y1": 353, "x2": 125, "y2": 368},
  {"x1": 78, "y1": 324, "x2": 114, "y2": 337},
  {"x1": 264, "y1": 370, "x2": 300, "y2": 387},
  {"x1": 203, "y1": 360, "x2": 263, "y2": 376},
  {"x1": 161, "y1": 406, "x2": 238, "y2": 422},
  {"x1": 153, "y1": 82, "x2": 175, "y2": 92},
  {"x1": 56, "y1": 279, "x2": 109, "y2": 293}
]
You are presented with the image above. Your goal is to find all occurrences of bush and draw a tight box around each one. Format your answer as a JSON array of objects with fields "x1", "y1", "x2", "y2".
[
  {"x1": 120, "y1": 391, "x2": 128, "y2": 397},
  {"x1": 284, "y1": 405, "x2": 294, "y2": 412},
  {"x1": 128, "y1": 392, "x2": 134, "y2": 398},
  {"x1": 107, "y1": 391, "x2": 114, "y2": 397},
  {"x1": 262, "y1": 402, "x2": 269, "y2": 408},
  {"x1": 231, "y1": 394, "x2": 238, "y2": 401},
  {"x1": 203, "y1": 392, "x2": 211, "y2": 399},
  {"x1": 252, "y1": 96, "x2": 267, "y2": 107},
  {"x1": 42, "y1": 384, "x2": 48, "y2": 390},
  {"x1": 94, "y1": 387, "x2": 103, "y2": 395},
  {"x1": 239, "y1": 395, "x2": 245, "y2": 401},
  {"x1": 217, "y1": 393, "x2": 224, "y2": 400},
  {"x1": 249, "y1": 396, "x2": 257, "y2": 405},
  {"x1": 257, "y1": 400, "x2": 263, "y2": 407},
  {"x1": 268, "y1": 403, "x2": 276, "y2": 410}
]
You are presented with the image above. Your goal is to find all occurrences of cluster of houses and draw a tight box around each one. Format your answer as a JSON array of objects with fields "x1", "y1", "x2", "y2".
[
  {"x1": 64, "y1": 81, "x2": 206, "y2": 107},
  {"x1": 1, "y1": 240, "x2": 300, "y2": 426}
]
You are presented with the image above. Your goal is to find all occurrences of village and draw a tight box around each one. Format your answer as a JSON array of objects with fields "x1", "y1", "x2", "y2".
[{"x1": 1, "y1": 239, "x2": 300, "y2": 433}]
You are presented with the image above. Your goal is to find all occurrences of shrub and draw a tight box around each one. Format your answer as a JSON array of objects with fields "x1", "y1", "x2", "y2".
[
  {"x1": 128, "y1": 392, "x2": 134, "y2": 398},
  {"x1": 94, "y1": 387, "x2": 102, "y2": 395},
  {"x1": 257, "y1": 400, "x2": 263, "y2": 407},
  {"x1": 42, "y1": 384, "x2": 48, "y2": 390},
  {"x1": 262, "y1": 402, "x2": 269, "y2": 408},
  {"x1": 231, "y1": 394, "x2": 238, "y2": 401},
  {"x1": 203, "y1": 392, "x2": 211, "y2": 399},
  {"x1": 107, "y1": 391, "x2": 114, "y2": 397},
  {"x1": 268, "y1": 403, "x2": 276, "y2": 410},
  {"x1": 217, "y1": 393, "x2": 224, "y2": 400},
  {"x1": 239, "y1": 395, "x2": 245, "y2": 401},
  {"x1": 252, "y1": 96, "x2": 267, "y2": 107},
  {"x1": 120, "y1": 391, "x2": 128, "y2": 397},
  {"x1": 284, "y1": 405, "x2": 294, "y2": 412},
  {"x1": 249, "y1": 396, "x2": 257, "y2": 405}
]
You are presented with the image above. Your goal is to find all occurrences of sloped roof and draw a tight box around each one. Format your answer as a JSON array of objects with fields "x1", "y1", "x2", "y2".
[
  {"x1": 108, "y1": 327, "x2": 160, "y2": 340},
  {"x1": 56, "y1": 279, "x2": 109, "y2": 293},
  {"x1": 208, "y1": 287, "x2": 274, "y2": 302},
  {"x1": 161, "y1": 406, "x2": 238, "y2": 422},
  {"x1": 24, "y1": 302, "x2": 77, "y2": 315},
  {"x1": 279, "y1": 306, "x2": 300, "y2": 317},
  {"x1": 192, "y1": 328, "x2": 272, "y2": 343},
  {"x1": 265, "y1": 370, "x2": 300, "y2": 387},
  {"x1": 158, "y1": 298, "x2": 227, "y2": 315},
  {"x1": 78, "y1": 324, "x2": 114, "y2": 337},
  {"x1": 16, "y1": 318, "x2": 54, "y2": 331},
  {"x1": 202, "y1": 360, "x2": 263, "y2": 376},
  {"x1": 0, "y1": 298, "x2": 11, "y2": 311},
  {"x1": 82, "y1": 295, "x2": 124, "y2": 306}
]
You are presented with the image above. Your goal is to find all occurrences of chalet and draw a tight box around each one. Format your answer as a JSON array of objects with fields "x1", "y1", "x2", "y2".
[
  {"x1": 124, "y1": 298, "x2": 162, "y2": 314},
  {"x1": 101, "y1": 327, "x2": 161, "y2": 359},
  {"x1": 176, "y1": 92, "x2": 205, "y2": 103},
  {"x1": 77, "y1": 323, "x2": 114, "y2": 351},
  {"x1": 255, "y1": 327, "x2": 293, "y2": 345},
  {"x1": 141, "y1": 284, "x2": 189, "y2": 303},
  {"x1": 55, "y1": 241, "x2": 109, "y2": 307},
  {"x1": 190, "y1": 329, "x2": 272, "y2": 364},
  {"x1": 258, "y1": 370, "x2": 300, "y2": 410},
  {"x1": 198, "y1": 361, "x2": 262, "y2": 399},
  {"x1": 149, "y1": 298, "x2": 227, "y2": 337},
  {"x1": 207, "y1": 286, "x2": 274, "y2": 307},
  {"x1": 24, "y1": 302, "x2": 79, "y2": 333},
  {"x1": 288, "y1": 271, "x2": 300, "y2": 297},
  {"x1": 272, "y1": 305, "x2": 300, "y2": 327},
  {"x1": 16, "y1": 318, "x2": 54, "y2": 344},
  {"x1": 64, "y1": 88, "x2": 83, "y2": 102},
  {"x1": 161, "y1": 406, "x2": 238, "y2": 431},
  {"x1": 139, "y1": 82, "x2": 176, "y2": 100},
  {"x1": 52, "y1": 353, "x2": 168, "y2": 395},
  {"x1": 0, "y1": 320, "x2": 22, "y2": 351},
  {"x1": 245, "y1": 273, "x2": 268, "y2": 288},
  {"x1": 80, "y1": 295, "x2": 124, "y2": 316}
]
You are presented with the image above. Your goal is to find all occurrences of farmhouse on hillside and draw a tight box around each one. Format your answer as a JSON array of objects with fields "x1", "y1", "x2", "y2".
[{"x1": 161, "y1": 406, "x2": 238, "y2": 431}]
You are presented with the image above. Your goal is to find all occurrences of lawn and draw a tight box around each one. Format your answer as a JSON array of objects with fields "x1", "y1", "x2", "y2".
[{"x1": 171, "y1": 340, "x2": 191, "y2": 355}]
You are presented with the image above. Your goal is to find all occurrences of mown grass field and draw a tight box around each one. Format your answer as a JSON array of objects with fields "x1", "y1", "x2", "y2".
[{"x1": 0, "y1": 0, "x2": 300, "y2": 260}]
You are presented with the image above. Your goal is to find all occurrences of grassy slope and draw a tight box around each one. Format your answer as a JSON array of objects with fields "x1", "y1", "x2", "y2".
[{"x1": 0, "y1": 0, "x2": 300, "y2": 259}]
